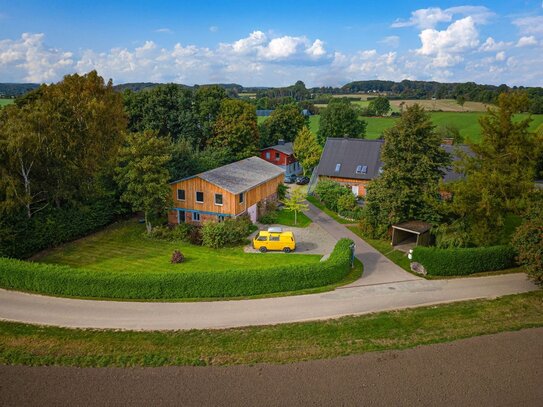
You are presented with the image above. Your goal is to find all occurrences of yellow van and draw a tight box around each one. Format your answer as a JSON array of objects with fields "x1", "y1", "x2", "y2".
[{"x1": 253, "y1": 227, "x2": 296, "y2": 253}]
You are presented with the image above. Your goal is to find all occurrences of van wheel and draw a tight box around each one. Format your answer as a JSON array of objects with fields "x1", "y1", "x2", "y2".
[
  {"x1": 283, "y1": 247, "x2": 291, "y2": 253},
  {"x1": 259, "y1": 247, "x2": 267, "y2": 253}
]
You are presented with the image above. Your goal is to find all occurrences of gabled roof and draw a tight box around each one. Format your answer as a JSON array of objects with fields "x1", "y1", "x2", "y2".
[
  {"x1": 261, "y1": 142, "x2": 294, "y2": 155},
  {"x1": 171, "y1": 156, "x2": 284, "y2": 195},
  {"x1": 316, "y1": 137, "x2": 473, "y2": 183},
  {"x1": 316, "y1": 138, "x2": 383, "y2": 180}
]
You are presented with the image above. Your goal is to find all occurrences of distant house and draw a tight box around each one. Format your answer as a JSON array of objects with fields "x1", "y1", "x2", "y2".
[
  {"x1": 314, "y1": 137, "x2": 470, "y2": 197},
  {"x1": 168, "y1": 157, "x2": 284, "y2": 224},
  {"x1": 260, "y1": 140, "x2": 303, "y2": 177}
]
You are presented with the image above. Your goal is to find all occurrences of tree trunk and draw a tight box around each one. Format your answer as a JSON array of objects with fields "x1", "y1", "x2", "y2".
[
  {"x1": 294, "y1": 210, "x2": 297, "y2": 225},
  {"x1": 144, "y1": 211, "x2": 152, "y2": 234}
]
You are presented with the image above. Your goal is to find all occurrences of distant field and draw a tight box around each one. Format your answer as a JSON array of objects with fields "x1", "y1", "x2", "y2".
[
  {"x1": 0, "y1": 98, "x2": 14, "y2": 107},
  {"x1": 261, "y1": 112, "x2": 543, "y2": 143},
  {"x1": 390, "y1": 99, "x2": 491, "y2": 113}
]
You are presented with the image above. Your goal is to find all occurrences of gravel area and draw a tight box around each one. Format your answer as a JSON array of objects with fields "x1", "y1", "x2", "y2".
[{"x1": 244, "y1": 221, "x2": 337, "y2": 256}]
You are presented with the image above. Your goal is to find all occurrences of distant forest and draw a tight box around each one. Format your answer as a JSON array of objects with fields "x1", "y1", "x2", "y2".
[{"x1": 2, "y1": 78, "x2": 543, "y2": 113}]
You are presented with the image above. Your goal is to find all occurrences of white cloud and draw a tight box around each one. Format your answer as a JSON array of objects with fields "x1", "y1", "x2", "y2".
[
  {"x1": 479, "y1": 37, "x2": 513, "y2": 52},
  {"x1": 379, "y1": 35, "x2": 400, "y2": 48},
  {"x1": 228, "y1": 30, "x2": 267, "y2": 54},
  {"x1": 0, "y1": 33, "x2": 73, "y2": 82},
  {"x1": 513, "y1": 16, "x2": 543, "y2": 35},
  {"x1": 392, "y1": 6, "x2": 493, "y2": 29},
  {"x1": 209, "y1": 26, "x2": 219, "y2": 33},
  {"x1": 259, "y1": 35, "x2": 306, "y2": 60},
  {"x1": 306, "y1": 39, "x2": 326, "y2": 57},
  {"x1": 516, "y1": 35, "x2": 538, "y2": 47},
  {"x1": 155, "y1": 28, "x2": 173, "y2": 34},
  {"x1": 495, "y1": 51, "x2": 506, "y2": 61},
  {"x1": 417, "y1": 17, "x2": 480, "y2": 67}
]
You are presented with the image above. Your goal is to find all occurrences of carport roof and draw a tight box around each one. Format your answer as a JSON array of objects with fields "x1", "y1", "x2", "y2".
[{"x1": 392, "y1": 221, "x2": 432, "y2": 234}]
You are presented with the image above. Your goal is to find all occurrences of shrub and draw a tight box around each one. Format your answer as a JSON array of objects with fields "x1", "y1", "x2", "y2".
[
  {"x1": 188, "y1": 225, "x2": 203, "y2": 246},
  {"x1": 0, "y1": 239, "x2": 354, "y2": 299},
  {"x1": 411, "y1": 245, "x2": 517, "y2": 276},
  {"x1": 314, "y1": 179, "x2": 352, "y2": 212},
  {"x1": 259, "y1": 211, "x2": 278, "y2": 224},
  {"x1": 202, "y1": 217, "x2": 253, "y2": 248},
  {"x1": 277, "y1": 184, "x2": 288, "y2": 201},
  {"x1": 148, "y1": 223, "x2": 194, "y2": 242},
  {"x1": 170, "y1": 250, "x2": 185, "y2": 264},
  {"x1": 511, "y1": 217, "x2": 543, "y2": 285}
]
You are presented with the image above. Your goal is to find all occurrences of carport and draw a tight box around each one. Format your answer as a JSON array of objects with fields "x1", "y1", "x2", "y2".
[{"x1": 391, "y1": 221, "x2": 432, "y2": 252}]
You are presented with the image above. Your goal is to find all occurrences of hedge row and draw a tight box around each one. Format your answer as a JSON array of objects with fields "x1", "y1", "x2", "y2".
[
  {"x1": 411, "y1": 245, "x2": 517, "y2": 276},
  {"x1": 0, "y1": 197, "x2": 121, "y2": 259},
  {"x1": 0, "y1": 239, "x2": 354, "y2": 299}
]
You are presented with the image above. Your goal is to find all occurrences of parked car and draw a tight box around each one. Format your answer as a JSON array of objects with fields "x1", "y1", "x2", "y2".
[
  {"x1": 284, "y1": 174, "x2": 297, "y2": 184},
  {"x1": 295, "y1": 176, "x2": 310, "y2": 185},
  {"x1": 253, "y1": 228, "x2": 296, "y2": 253}
]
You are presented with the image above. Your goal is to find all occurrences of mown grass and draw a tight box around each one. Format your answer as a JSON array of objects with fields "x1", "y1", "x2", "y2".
[
  {"x1": 260, "y1": 112, "x2": 543, "y2": 142},
  {"x1": 275, "y1": 209, "x2": 312, "y2": 228},
  {"x1": 0, "y1": 98, "x2": 14, "y2": 107},
  {"x1": 0, "y1": 290, "x2": 541, "y2": 367},
  {"x1": 306, "y1": 195, "x2": 353, "y2": 224},
  {"x1": 33, "y1": 219, "x2": 319, "y2": 273}
]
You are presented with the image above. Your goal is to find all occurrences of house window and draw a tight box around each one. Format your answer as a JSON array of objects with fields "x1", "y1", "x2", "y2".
[
  {"x1": 335, "y1": 163, "x2": 341, "y2": 172},
  {"x1": 196, "y1": 191, "x2": 204, "y2": 203},
  {"x1": 217, "y1": 215, "x2": 226, "y2": 222},
  {"x1": 355, "y1": 165, "x2": 368, "y2": 174},
  {"x1": 192, "y1": 212, "x2": 200, "y2": 222},
  {"x1": 215, "y1": 193, "x2": 223, "y2": 206},
  {"x1": 265, "y1": 151, "x2": 271, "y2": 159},
  {"x1": 275, "y1": 152, "x2": 280, "y2": 160},
  {"x1": 239, "y1": 193, "x2": 244, "y2": 204},
  {"x1": 177, "y1": 189, "x2": 185, "y2": 201}
]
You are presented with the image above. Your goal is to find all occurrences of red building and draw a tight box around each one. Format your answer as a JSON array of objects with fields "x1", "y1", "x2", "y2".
[{"x1": 260, "y1": 140, "x2": 302, "y2": 177}]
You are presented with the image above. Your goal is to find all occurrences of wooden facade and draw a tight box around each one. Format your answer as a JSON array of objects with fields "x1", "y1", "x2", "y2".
[
  {"x1": 168, "y1": 173, "x2": 283, "y2": 225},
  {"x1": 260, "y1": 148, "x2": 295, "y2": 166}
]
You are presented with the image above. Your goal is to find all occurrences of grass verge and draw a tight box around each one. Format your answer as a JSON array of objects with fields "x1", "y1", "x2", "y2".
[
  {"x1": 307, "y1": 195, "x2": 354, "y2": 224},
  {"x1": 0, "y1": 290, "x2": 541, "y2": 367}
]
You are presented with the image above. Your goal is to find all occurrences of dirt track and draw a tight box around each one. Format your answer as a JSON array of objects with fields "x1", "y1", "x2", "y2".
[{"x1": 1, "y1": 328, "x2": 542, "y2": 406}]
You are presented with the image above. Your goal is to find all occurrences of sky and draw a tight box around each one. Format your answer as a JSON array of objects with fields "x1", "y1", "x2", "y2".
[{"x1": 1, "y1": 1, "x2": 543, "y2": 87}]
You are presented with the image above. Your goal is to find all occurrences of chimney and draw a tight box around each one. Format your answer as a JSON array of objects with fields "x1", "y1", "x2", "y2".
[{"x1": 278, "y1": 139, "x2": 285, "y2": 145}]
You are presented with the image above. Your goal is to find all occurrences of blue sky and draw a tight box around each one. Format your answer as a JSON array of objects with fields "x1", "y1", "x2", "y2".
[{"x1": 1, "y1": 1, "x2": 542, "y2": 86}]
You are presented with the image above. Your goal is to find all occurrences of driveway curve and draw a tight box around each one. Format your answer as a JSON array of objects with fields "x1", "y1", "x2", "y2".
[{"x1": 0, "y1": 202, "x2": 537, "y2": 331}]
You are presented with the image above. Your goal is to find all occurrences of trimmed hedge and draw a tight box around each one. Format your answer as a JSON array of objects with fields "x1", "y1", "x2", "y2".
[
  {"x1": 411, "y1": 245, "x2": 517, "y2": 276},
  {"x1": 0, "y1": 197, "x2": 121, "y2": 259},
  {"x1": 0, "y1": 239, "x2": 354, "y2": 299}
]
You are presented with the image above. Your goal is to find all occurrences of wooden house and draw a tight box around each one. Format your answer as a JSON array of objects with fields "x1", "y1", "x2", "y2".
[
  {"x1": 260, "y1": 140, "x2": 302, "y2": 177},
  {"x1": 168, "y1": 157, "x2": 284, "y2": 225}
]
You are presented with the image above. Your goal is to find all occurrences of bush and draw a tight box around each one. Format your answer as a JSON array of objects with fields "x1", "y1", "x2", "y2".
[
  {"x1": 314, "y1": 179, "x2": 352, "y2": 212},
  {"x1": 277, "y1": 184, "x2": 288, "y2": 201},
  {"x1": 411, "y1": 245, "x2": 517, "y2": 276},
  {"x1": 0, "y1": 239, "x2": 355, "y2": 299},
  {"x1": 0, "y1": 196, "x2": 121, "y2": 259},
  {"x1": 148, "y1": 223, "x2": 194, "y2": 242},
  {"x1": 188, "y1": 225, "x2": 203, "y2": 246},
  {"x1": 258, "y1": 211, "x2": 278, "y2": 224},
  {"x1": 202, "y1": 217, "x2": 253, "y2": 248},
  {"x1": 170, "y1": 250, "x2": 185, "y2": 264},
  {"x1": 511, "y1": 217, "x2": 543, "y2": 285}
]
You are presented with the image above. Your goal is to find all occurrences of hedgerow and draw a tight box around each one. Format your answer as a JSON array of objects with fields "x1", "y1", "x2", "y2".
[
  {"x1": 411, "y1": 245, "x2": 516, "y2": 276},
  {"x1": 0, "y1": 239, "x2": 354, "y2": 299}
]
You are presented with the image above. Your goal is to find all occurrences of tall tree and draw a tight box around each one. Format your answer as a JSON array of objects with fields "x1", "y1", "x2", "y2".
[
  {"x1": 210, "y1": 99, "x2": 259, "y2": 161},
  {"x1": 368, "y1": 97, "x2": 391, "y2": 116},
  {"x1": 115, "y1": 130, "x2": 172, "y2": 234},
  {"x1": 317, "y1": 100, "x2": 366, "y2": 145},
  {"x1": 449, "y1": 92, "x2": 539, "y2": 246},
  {"x1": 261, "y1": 104, "x2": 306, "y2": 147},
  {"x1": 124, "y1": 84, "x2": 201, "y2": 145},
  {"x1": 293, "y1": 126, "x2": 322, "y2": 175},
  {"x1": 194, "y1": 85, "x2": 227, "y2": 148},
  {"x1": 282, "y1": 188, "x2": 308, "y2": 225},
  {"x1": 364, "y1": 104, "x2": 450, "y2": 236}
]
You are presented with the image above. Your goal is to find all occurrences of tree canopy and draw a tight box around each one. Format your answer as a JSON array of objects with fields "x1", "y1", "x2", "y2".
[
  {"x1": 368, "y1": 97, "x2": 391, "y2": 116},
  {"x1": 293, "y1": 126, "x2": 322, "y2": 175},
  {"x1": 261, "y1": 104, "x2": 306, "y2": 147},
  {"x1": 317, "y1": 100, "x2": 366, "y2": 145}
]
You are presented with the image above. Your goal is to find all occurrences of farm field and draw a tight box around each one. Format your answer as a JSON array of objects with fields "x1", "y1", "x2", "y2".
[
  {"x1": 264, "y1": 112, "x2": 543, "y2": 142},
  {"x1": 33, "y1": 219, "x2": 321, "y2": 274},
  {"x1": 0, "y1": 98, "x2": 14, "y2": 107}
]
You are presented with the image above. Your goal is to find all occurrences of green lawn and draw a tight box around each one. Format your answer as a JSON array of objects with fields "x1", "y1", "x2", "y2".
[
  {"x1": 275, "y1": 209, "x2": 312, "y2": 227},
  {"x1": 34, "y1": 219, "x2": 320, "y2": 274},
  {"x1": 0, "y1": 98, "x2": 14, "y2": 107},
  {"x1": 306, "y1": 195, "x2": 354, "y2": 224},
  {"x1": 261, "y1": 112, "x2": 543, "y2": 142},
  {"x1": 1, "y1": 290, "x2": 541, "y2": 367}
]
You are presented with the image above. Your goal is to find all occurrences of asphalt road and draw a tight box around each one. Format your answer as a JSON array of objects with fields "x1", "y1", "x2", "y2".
[{"x1": 1, "y1": 328, "x2": 542, "y2": 406}]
